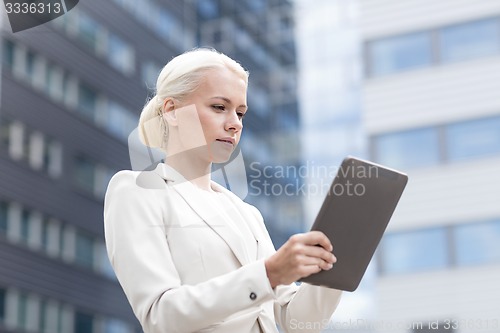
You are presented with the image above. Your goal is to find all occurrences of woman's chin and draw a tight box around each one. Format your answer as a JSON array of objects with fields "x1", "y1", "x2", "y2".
[{"x1": 211, "y1": 153, "x2": 232, "y2": 164}]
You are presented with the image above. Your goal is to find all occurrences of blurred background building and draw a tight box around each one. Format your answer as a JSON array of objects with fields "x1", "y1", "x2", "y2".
[
  {"x1": 0, "y1": 0, "x2": 302, "y2": 332},
  {"x1": 294, "y1": 1, "x2": 374, "y2": 332},
  {"x1": 2, "y1": 0, "x2": 500, "y2": 333},
  {"x1": 362, "y1": 0, "x2": 500, "y2": 332},
  {"x1": 197, "y1": 0, "x2": 305, "y2": 247}
]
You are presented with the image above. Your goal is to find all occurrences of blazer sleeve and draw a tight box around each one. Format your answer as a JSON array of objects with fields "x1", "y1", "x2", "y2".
[
  {"x1": 104, "y1": 171, "x2": 276, "y2": 333},
  {"x1": 248, "y1": 206, "x2": 343, "y2": 333}
]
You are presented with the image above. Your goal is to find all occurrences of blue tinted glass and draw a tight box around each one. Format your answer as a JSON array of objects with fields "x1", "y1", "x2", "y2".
[
  {"x1": 75, "y1": 232, "x2": 94, "y2": 268},
  {"x1": 382, "y1": 228, "x2": 449, "y2": 274},
  {"x1": 454, "y1": 221, "x2": 500, "y2": 266},
  {"x1": 440, "y1": 19, "x2": 500, "y2": 62},
  {"x1": 0, "y1": 202, "x2": 7, "y2": 233},
  {"x1": 446, "y1": 117, "x2": 500, "y2": 161},
  {"x1": 0, "y1": 288, "x2": 5, "y2": 322},
  {"x1": 374, "y1": 128, "x2": 440, "y2": 169},
  {"x1": 198, "y1": 0, "x2": 219, "y2": 19},
  {"x1": 369, "y1": 32, "x2": 432, "y2": 76}
]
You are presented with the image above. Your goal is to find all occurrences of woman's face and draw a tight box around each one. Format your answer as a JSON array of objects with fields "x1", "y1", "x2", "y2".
[{"x1": 174, "y1": 66, "x2": 248, "y2": 163}]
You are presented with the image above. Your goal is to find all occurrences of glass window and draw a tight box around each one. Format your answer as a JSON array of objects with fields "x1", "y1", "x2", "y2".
[
  {"x1": 45, "y1": 139, "x2": 63, "y2": 178},
  {"x1": 41, "y1": 218, "x2": 49, "y2": 252},
  {"x1": 106, "y1": 101, "x2": 138, "y2": 141},
  {"x1": 74, "y1": 156, "x2": 96, "y2": 193},
  {"x1": 198, "y1": 0, "x2": 219, "y2": 19},
  {"x1": 107, "y1": 35, "x2": 135, "y2": 75},
  {"x1": 26, "y1": 51, "x2": 36, "y2": 79},
  {"x1": 0, "y1": 118, "x2": 11, "y2": 149},
  {"x1": 77, "y1": 84, "x2": 98, "y2": 120},
  {"x1": 454, "y1": 220, "x2": 500, "y2": 266},
  {"x1": 0, "y1": 202, "x2": 7, "y2": 233},
  {"x1": 368, "y1": 32, "x2": 432, "y2": 76},
  {"x1": 39, "y1": 299, "x2": 47, "y2": 333},
  {"x1": 75, "y1": 231, "x2": 94, "y2": 269},
  {"x1": 104, "y1": 318, "x2": 130, "y2": 333},
  {"x1": 440, "y1": 18, "x2": 500, "y2": 63},
  {"x1": 2, "y1": 39, "x2": 15, "y2": 68},
  {"x1": 141, "y1": 61, "x2": 161, "y2": 89},
  {"x1": 446, "y1": 117, "x2": 500, "y2": 161},
  {"x1": 77, "y1": 13, "x2": 99, "y2": 52},
  {"x1": 0, "y1": 288, "x2": 5, "y2": 323},
  {"x1": 47, "y1": 140, "x2": 63, "y2": 178},
  {"x1": 245, "y1": 0, "x2": 266, "y2": 13},
  {"x1": 46, "y1": 64, "x2": 64, "y2": 101},
  {"x1": 75, "y1": 311, "x2": 94, "y2": 333},
  {"x1": 381, "y1": 228, "x2": 449, "y2": 274},
  {"x1": 20, "y1": 209, "x2": 30, "y2": 244},
  {"x1": 94, "y1": 166, "x2": 115, "y2": 198},
  {"x1": 18, "y1": 292, "x2": 28, "y2": 330},
  {"x1": 373, "y1": 127, "x2": 440, "y2": 169},
  {"x1": 157, "y1": 9, "x2": 175, "y2": 41}
]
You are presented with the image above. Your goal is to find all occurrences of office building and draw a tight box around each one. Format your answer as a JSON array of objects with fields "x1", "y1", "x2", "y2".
[
  {"x1": 0, "y1": 0, "x2": 301, "y2": 332},
  {"x1": 0, "y1": 0, "x2": 195, "y2": 332},
  {"x1": 198, "y1": 0, "x2": 303, "y2": 246},
  {"x1": 361, "y1": 0, "x2": 500, "y2": 332}
]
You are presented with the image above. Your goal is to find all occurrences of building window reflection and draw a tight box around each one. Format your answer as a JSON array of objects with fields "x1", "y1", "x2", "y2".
[
  {"x1": 0, "y1": 288, "x2": 5, "y2": 323},
  {"x1": 439, "y1": 18, "x2": 500, "y2": 63},
  {"x1": 381, "y1": 227, "x2": 449, "y2": 275},
  {"x1": 367, "y1": 31, "x2": 432, "y2": 76},
  {"x1": 198, "y1": 0, "x2": 219, "y2": 19},
  {"x1": 380, "y1": 220, "x2": 500, "y2": 275},
  {"x1": 75, "y1": 231, "x2": 94, "y2": 269},
  {"x1": 445, "y1": 116, "x2": 500, "y2": 161},
  {"x1": 0, "y1": 202, "x2": 7, "y2": 234},
  {"x1": 373, "y1": 127, "x2": 440, "y2": 169},
  {"x1": 366, "y1": 16, "x2": 500, "y2": 77},
  {"x1": 454, "y1": 220, "x2": 500, "y2": 266},
  {"x1": 74, "y1": 311, "x2": 94, "y2": 333},
  {"x1": 373, "y1": 115, "x2": 500, "y2": 169},
  {"x1": 77, "y1": 83, "x2": 98, "y2": 121}
]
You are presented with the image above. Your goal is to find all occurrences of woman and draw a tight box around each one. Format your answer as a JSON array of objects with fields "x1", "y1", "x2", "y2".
[{"x1": 104, "y1": 48, "x2": 342, "y2": 333}]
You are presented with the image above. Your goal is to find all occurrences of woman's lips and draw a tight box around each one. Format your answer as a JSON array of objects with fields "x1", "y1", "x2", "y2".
[{"x1": 216, "y1": 138, "x2": 235, "y2": 145}]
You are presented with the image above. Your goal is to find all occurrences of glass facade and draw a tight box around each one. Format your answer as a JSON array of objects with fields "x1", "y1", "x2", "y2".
[
  {"x1": 374, "y1": 127, "x2": 440, "y2": 169},
  {"x1": 75, "y1": 231, "x2": 95, "y2": 269},
  {"x1": 373, "y1": 115, "x2": 500, "y2": 169},
  {"x1": 367, "y1": 16, "x2": 500, "y2": 77},
  {"x1": 445, "y1": 117, "x2": 500, "y2": 161},
  {"x1": 381, "y1": 228, "x2": 449, "y2": 274},
  {"x1": 439, "y1": 18, "x2": 500, "y2": 63},
  {"x1": 0, "y1": 288, "x2": 4, "y2": 323},
  {"x1": 0, "y1": 201, "x2": 7, "y2": 233},
  {"x1": 454, "y1": 220, "x2": 500, "y2": 266},
  {"x1": 379, "y1": 220, "x2": 500, "y2": 275},
  {"x1": 74, "y1": 312, "x2": 94, "y2": 333},
  {"x1": 0, "y1": 0, "x2": 300, "y2": 331},
  {"x1": 368, "y1": 32, "x2": 432, "y2": 76}
]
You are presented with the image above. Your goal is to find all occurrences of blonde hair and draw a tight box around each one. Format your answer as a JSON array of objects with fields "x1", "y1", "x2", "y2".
[{"x1": 138, "y1": 48, "x2": 249, "y2": 149}]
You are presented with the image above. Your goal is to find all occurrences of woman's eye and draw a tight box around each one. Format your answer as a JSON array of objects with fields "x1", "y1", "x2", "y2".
[
  {"x1": 212, "y1": 105, "x2": 225, "y2": 111},
  {"x1": 237, "y1": 112, "x2": 246, "y2": 120}
]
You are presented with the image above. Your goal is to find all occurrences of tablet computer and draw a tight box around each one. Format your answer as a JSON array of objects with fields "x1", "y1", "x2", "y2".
[{"x1": 299, "y1": 156, "x2": 408, "y2": 291}]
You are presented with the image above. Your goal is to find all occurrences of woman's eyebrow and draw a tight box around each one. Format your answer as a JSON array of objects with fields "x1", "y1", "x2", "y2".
[{"x1": 210, "y1": 96, "x2": 247, "y2": 110}]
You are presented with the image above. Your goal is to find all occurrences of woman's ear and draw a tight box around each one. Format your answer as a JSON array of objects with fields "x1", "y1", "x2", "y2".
[{"x1": 162, "y1": 97, "x2": 178, "y2": 126}]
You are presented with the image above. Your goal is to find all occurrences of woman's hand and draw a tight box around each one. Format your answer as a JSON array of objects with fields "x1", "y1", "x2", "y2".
[{"x1": 264, "y1": 231, "x2": 336, "y2": 288}]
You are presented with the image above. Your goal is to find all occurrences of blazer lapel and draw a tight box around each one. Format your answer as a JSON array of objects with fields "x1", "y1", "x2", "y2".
[{"x1": 153, "y1": 163, "x2": 250, "y2": 266}]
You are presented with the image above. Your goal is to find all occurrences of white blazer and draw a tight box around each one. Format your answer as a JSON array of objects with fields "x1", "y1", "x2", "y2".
[{"x1": 104, "y1": 163, "x2": 342, "y2": 333}]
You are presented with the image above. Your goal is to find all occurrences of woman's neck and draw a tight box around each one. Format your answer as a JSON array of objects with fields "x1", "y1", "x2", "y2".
[{"x1": 164, "y1": 153, "x2": 213, "y2": 191}]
